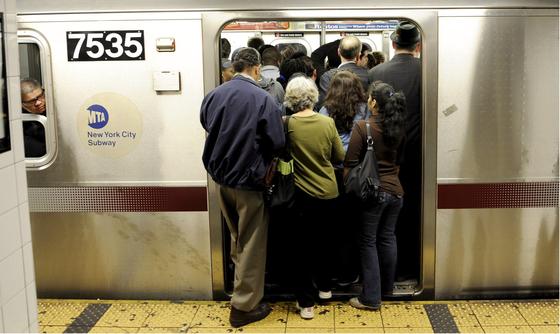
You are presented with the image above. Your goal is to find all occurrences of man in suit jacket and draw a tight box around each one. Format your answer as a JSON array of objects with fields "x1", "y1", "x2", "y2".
[
  {"x1": 369, "y1": 21, "x2": 422, "y2": 283},
  {"x1": 318, "y1": 36, "x2": 370, "y2": 109}
]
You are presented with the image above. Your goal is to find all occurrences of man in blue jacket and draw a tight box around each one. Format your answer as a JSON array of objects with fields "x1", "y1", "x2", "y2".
[{"x1": 200, "y1": 47, "x2": 285, "y2": 328}]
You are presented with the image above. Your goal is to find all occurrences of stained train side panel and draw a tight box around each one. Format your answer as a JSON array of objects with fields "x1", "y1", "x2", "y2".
[
  {"x1": 20, "y1": 14, "x2": 207, "y2": 186},
  {"x1": 435, "y1": 13, "x2": 559, "y2": 298},
  {"x1": 15, "y1": 7, "x2": 559, "y2": 300},
  {"x1": 20, "y1": 13, "x2": 213, "y2": 299}
]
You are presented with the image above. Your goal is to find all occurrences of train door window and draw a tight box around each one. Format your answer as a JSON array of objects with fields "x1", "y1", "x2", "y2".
[
  {"x1": 0, "y1": 17, "x2": 9, "y2": 155},
  {"x1": 18, "y1": 32, "x2": 56, "y2": 168}
]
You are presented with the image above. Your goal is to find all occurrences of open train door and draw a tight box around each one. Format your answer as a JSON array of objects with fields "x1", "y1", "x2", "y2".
[{"x1": 201, "y1": 10, "x2": 438, "y2": 301}]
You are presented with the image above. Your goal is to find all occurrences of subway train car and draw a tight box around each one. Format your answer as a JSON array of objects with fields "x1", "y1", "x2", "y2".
[{"x1": 14, "y1": 0, "x2": 559, "y2": 301}]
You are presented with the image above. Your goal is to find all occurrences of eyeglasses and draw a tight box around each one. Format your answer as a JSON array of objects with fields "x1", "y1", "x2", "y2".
[{"x1": 22, "y1": 89, "x2": 45, "y2": 106}]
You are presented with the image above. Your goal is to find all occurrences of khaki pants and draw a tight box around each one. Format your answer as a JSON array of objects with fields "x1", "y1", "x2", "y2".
[{"x1": 218, "y1": 185, "x2": 269, "y2": 312}]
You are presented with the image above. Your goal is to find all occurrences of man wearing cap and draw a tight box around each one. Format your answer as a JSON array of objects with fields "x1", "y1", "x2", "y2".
[
  {"x1": 369, "y1": 21, "x2": 422, "y2": 285},
  {"x1": 200, "y1": 47, "x2": 285, "y2": 327}
]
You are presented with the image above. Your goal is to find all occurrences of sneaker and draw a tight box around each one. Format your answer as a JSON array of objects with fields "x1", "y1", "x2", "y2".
[
  {"x1": 349, "y1": 297, "x2": 380, "y2": 311},
  {"x1": 295, "y1": 302, "x2": 314, "y2": 319},
  {"x1": 318, "y1": 290, "x2": 332, "y2": 300}
]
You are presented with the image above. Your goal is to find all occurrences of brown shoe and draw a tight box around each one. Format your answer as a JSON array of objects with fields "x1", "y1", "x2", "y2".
[{"x1": 229, "y1": 303, "x2": 272, "y2": 328}]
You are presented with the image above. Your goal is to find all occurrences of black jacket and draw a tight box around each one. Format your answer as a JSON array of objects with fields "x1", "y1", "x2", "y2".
[
  {"x1": 369, "y1": 54, "x2": 421, "y2": 143},
  {"x1": 311, "y1": 39, "x2": 341, "y2": 84},
  {"x1": 200, "y1": 75, "x2": 285, "y2": 190},
  {"x1": 22, "y1": 111, "x2": 46, "y2": 157}
]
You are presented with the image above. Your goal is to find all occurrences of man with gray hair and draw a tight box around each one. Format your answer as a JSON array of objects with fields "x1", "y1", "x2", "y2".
[
  {"x1": 318, "y1": 35, "x2": 371, "y2": 108},
  {"x1": 200, "y1": 47, "x2": 285, "y2": 328},
  {"x1": 20, "y1": 78, "x2": 46, "y2": 157},
  {"x1": 21, "y1": 78, "x2": 46, "y2": 115}
]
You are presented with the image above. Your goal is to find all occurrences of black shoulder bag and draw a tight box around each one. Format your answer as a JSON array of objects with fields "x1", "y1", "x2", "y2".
[
  {"x1": 264, "y1": 117, "x2": 295, "y2": 208},
  {"x1": 344, "y1": 122, "x2": 381, "y2": 205}
]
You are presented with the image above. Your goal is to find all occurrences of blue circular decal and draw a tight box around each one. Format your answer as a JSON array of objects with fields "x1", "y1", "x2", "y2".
[{"x1": 87, "y1": 104, "x2": 109, "y2": 129}]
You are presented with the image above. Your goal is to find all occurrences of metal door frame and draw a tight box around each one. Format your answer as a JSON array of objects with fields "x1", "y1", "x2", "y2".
[{"x1": 201, "y1": 9, "x2": 438, "y2": 300}]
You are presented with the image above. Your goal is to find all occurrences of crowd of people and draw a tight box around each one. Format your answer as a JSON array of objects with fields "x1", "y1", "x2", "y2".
[{"x1": 201, "y1": 21, "x2": 421, "y2": 327}]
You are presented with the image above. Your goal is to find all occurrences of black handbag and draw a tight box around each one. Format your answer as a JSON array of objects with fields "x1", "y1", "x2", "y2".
[
  {"x1": 264, "y1": 117, "x2": 295, "y2": 208},
  {"x1": 344, "y1": 122, "x2": 381, "y2": 204}
]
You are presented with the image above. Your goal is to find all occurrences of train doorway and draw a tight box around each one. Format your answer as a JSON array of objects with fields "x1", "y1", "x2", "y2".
[{"x1": 202, "y1": 11, "x2": 438, "y2": 301}]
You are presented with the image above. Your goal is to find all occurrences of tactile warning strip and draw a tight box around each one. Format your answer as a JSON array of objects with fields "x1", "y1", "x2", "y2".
[
  {"x1": 424, "y1": 304, "x2": 459, "y2": 333},
  {"x1": 36, "y1": 299, "x2": 559, "y2": 333},
  {"x1": 63, "y1": 304, "x2": 111, "y2": 333}
]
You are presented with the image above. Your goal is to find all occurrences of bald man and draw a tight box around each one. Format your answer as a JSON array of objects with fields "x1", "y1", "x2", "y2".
[{"x1": 318, "y1": 36, "x2": 371, "y2": 109}]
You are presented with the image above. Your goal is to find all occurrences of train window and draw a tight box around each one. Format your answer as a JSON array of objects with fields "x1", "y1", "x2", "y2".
[
  {"x1": 0, "y1": 17, "x2": 9, "y2": 155},
  {"x1": 18, "y1": 32, "x2": 56, "y2": 168},
  {"x1": 19, "y1": 43, "x2": 42, "y2": 83}
]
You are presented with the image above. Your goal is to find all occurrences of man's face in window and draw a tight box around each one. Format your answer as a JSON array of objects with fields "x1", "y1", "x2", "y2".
[{"x1": 22, "y1": 87, "x2": 46, "y2": 114}]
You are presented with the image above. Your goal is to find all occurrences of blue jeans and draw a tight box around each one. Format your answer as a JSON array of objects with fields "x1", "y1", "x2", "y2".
[{"x1": 358, "y1": 192, "x2": 403, "y2": 307}]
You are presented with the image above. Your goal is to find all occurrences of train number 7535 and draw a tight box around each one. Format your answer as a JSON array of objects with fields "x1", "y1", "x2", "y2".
[{"x1": 66, "y1": 30, "x2": 145, "y2": 61}]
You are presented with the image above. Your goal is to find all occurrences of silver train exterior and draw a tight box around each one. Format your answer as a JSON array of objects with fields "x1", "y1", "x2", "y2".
[{"x1": 14, "y1": 0, "x2": 559, "y2": 300}]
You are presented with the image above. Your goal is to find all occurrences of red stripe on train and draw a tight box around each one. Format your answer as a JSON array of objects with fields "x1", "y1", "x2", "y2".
[
  {"x1": 437, "y1": 182, "x2": 559, "y2": 209},
  {"x1": 94, "y1": 186, "x2": 208, "y2": 212}
]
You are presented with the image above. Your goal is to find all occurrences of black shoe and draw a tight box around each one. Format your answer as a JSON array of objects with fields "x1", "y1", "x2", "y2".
[
  {"x1": 336, "y1": 275, "x2": 360, "y2": 287},
  {"x1": 229, "y1": 302, "x2": 272, "y2": 328}
]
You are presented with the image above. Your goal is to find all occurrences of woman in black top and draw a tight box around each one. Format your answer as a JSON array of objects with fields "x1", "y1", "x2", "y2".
[{"x1": 344, "y1": 81, "x2": 406, "y2": 310}]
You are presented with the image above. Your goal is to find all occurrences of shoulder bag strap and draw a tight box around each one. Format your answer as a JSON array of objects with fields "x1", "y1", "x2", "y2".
[
  {"x1": 365, "y1": 122, "x2": 381, "y2": 180},
  {"x1": 282, "y1": 116, "x2": 291, "y2": 155}
]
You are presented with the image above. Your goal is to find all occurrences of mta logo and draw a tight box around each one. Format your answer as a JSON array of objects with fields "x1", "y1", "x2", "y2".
[{"x1": 87, "y1": 104, "x2": 109, "y2": 129}]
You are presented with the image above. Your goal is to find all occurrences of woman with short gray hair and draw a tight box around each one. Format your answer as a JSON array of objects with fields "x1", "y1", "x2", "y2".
[
  {"x1": 283, "y1": 76, "x2": 344, "y2": 320},
  {"x1": 283, "y1": 75, "x2": 318, "y2": 112}
]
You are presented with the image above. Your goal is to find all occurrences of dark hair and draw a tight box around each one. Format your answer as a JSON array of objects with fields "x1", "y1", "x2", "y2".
[
  {"x1": 360, "y1": 43, "x2": 372, "y2": 57},
  {"x1": 279, "y1": 52, "x2": 314, "y2": 88},
  {"x1": 372, "y1": 51, "x2": 386, "y2": 66},
  {"x1": 366, "y1": 51, "x2": 386, "y2": 69},
  {"x1": 232, "y1": 47, "x2": 261, "y2": 73},
  {"x1": 280, "y1": 44, "x2": 300, "y2": 62},
  {"x1": 247, "y1": 36, "x2": 265, "y2": 50},
  {"x1": 220, "y1": 38, "x2": 231, "y2": 59},
  {"x1": 368, "y1": 81, "x2": 406, "y2": 147},
  {"x1": 261, "y1": 46, "x2": 282, "y2": 66},
  {"x1": 324, "y1": 71, "x2": 366, "y2": 133},
  {"x1": 365, "y1": 54, "x2": 376, "y2": 69},
  {"x1": 258, "y1": 44, "x2": 274, "y2": 55}
]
